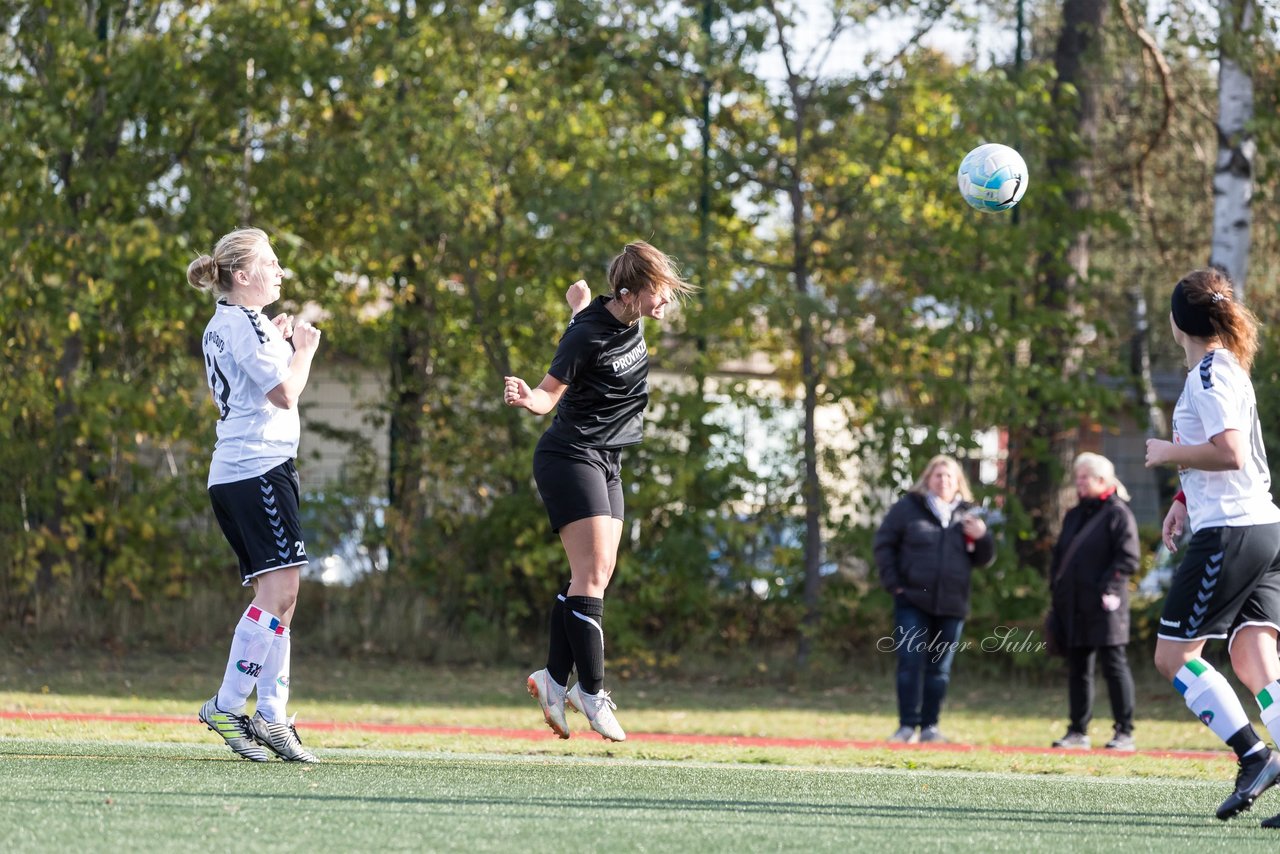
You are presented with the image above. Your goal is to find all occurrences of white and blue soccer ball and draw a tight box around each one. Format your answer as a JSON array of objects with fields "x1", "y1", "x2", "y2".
[{"x1": 957, "y1": 143, "x2": 1028, "y2": 212}]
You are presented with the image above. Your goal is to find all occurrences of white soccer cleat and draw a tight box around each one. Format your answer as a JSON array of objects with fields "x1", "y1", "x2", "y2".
[
  {"x1": 198, "y1": 696, "x2": 270, "y2": 762},
  {"x1": 248, "y1": 711, "x2": 318, "y2": 762},
  {"x1": 527, "y1": 669, "x2": 570, "y2": 739},
  {"x1": 565, "y1": 684, "x2": 627, "y2": 742}
]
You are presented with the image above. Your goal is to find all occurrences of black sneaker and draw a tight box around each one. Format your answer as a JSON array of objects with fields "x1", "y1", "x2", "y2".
[
  {"x1": 1262, "y1": 812, "x2": 1280, "y2": 829},
  {"x1": 1217, "y1": 748, "x2": 1280, "y2": 820}
]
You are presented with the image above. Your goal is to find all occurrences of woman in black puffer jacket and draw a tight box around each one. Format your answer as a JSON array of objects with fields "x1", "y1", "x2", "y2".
[
  {"x1": 874, "y1": 455, "x2": 996, "y2": 744},
  {"x1": 1048, "y1": 453, "x2": 1140, "y2": 751}
]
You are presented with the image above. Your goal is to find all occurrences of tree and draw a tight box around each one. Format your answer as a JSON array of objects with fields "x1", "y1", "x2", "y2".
[
  {"x1": 1209, "y1": 0, "x2": 1258, "y2": 296},
  {"x1": 272, "y1": 1, "x2": 763, "y2": 651},
  {"x1": 718, "y1": 0, "x2": 1008, "y2": 663},
  {"x1": 0, "y1": 0, "x2": 367, "y2": 629},
  {"x1": 0, "y1": 2, "x2": 244, "y2": 625},
  {"x1": 1004, "y1": 0, "x2": 1108, "y2": 575}
]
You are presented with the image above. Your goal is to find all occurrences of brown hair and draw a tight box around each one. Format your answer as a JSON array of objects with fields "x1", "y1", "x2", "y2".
[
  {"x1": 907, "y1": 455, "x2": 974, "y2": 502},
  {"x1": 606, "y1": 241, "x2": 697, "y2": 301},
  {"x1": 1175, "y1": 268, "x2": 1260, "y2": 372},
  {"x1": 186, "y1": 227, "x2": 271, "y2": 297}
]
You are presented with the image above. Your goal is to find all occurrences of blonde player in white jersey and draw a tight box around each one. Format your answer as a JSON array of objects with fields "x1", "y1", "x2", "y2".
[
  {"x1": 188, "y1": 227, "x2": 321, "y2": 763},
  {"x1": 1145, "y1": 267, "x2": 1280, "y2": 824}
]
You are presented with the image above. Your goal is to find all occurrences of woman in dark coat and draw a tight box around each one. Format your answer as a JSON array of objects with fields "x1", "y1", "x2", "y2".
[
  {"x1": 1049, "y1": 452, "x2": 1141, "y2": 751},
  {"x1": 874, "y1": 455, "x2": 996, "y2": 744}
]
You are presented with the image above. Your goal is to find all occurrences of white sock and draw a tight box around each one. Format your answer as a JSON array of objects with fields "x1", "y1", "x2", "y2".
[
  {"x1": 215, "y1": 605, "x2": 284, "y2": 712},
  {"x1": 1257, "y1": 679, "x2": 1280, "y2": 742},
  {"x1": 255, "y1": 626, "x2": 292, "y2": 723},
  {"x1": 1175, "y1": 659, "x2": 1251, "y2": 744}
]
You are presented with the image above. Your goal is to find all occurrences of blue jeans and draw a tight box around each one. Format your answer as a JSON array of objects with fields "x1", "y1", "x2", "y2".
[{"x1": 893, "y1": 598, "x2": 964, "y2": 728}]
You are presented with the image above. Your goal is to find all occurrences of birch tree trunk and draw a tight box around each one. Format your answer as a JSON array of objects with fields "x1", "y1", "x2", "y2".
[{"x1": 1209, "y1": 0, "x2": 1256, "y2": 299}]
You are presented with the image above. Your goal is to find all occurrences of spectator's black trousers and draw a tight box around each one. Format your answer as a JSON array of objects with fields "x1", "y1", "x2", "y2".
[{"x1": 1067, "y1": 644, "x2": 1135, "y2": 736}]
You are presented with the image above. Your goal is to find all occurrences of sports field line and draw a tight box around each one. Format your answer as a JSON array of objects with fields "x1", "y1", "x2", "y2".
[{"x1": 0, "y1": 709, "x2": 1232, "y2": 762}]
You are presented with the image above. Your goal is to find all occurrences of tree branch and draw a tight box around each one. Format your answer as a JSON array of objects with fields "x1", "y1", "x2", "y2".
[
  {"x1": 1115, "y1": 0, "x2": 1174, "y2": 175},
  {"x1": 876, "y1": 0, "x2": 957, "y2": 73},
  {"x1": 1114, "y1": 0, "x2": 1176, "y2": 264}
]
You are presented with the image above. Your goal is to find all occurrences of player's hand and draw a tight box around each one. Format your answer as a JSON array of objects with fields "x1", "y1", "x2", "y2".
[
  {"x1": 566, "y1": 280, "x2": 590, "y2": 316},
  {"x1": 503, "y1": 376, "x2": 534, "y2": 409},
  {"x1": 1162, "y1": 500, "x2": 1187, "y2": 552},
  {"x1": 292, "y1": 320, "x2": 321, "y2": 354},
  {"x1": 1101, "y1": 593, "x2": 1122, "y2": 612},
  {"x1": 272, "y1": 313, "x2": 294, "y2": 339},
  {"x1": 1145, "y1": 438, "x2": 1176, "y2": 468}
]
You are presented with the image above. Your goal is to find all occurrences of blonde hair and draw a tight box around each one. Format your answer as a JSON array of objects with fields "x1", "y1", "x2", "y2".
[
  {"x1": 186, "y1": 227, "x2": 271, "y2": 297},
  {"x1": 1176, "y1": 268, "x2": 1260, "y2": 373},
  {"x1": 1073, "y1": 452, "x2": 1131, "y2": 502},
  {"x1": 908, "y1": 455, "x2": 973, "y2": 502},
  {"x1": 607, "y1": 241, "x2": 697, "y2": 302}
]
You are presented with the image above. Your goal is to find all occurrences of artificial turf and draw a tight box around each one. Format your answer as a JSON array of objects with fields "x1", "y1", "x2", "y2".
[{"x1": 2, "y1": 738, "x2": 1279, "y2": 852}]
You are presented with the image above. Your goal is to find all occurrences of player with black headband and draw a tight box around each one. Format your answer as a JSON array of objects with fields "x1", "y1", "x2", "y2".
[
  {"x1": 188, "y1": 227, "x2": 321, "y2": 763},
  {"x1": 1145, "y1": 268, "x2": 1280, "y2": 824},
  {"x1": 504, "y1": 242, "x2": 695, "y2": 741}
]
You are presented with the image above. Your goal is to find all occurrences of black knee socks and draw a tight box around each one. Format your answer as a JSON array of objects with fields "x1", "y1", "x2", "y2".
[
  {"x1": 563, "y1": 595, "x2": 605, "y2": 694},
  {"x1": 546, "y1": 584, "x2": 574, "y2": 686}
]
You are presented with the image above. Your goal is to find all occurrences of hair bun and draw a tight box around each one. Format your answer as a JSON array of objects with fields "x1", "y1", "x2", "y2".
[{"x1": 186, "y1": 255, "x2": 219, "y2": 292}]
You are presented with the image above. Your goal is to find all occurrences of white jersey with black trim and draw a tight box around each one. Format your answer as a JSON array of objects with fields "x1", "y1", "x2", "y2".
[
  {"x1": 201, "y1": 300, "x2": 298, "y2": 487},
  {"x1": 1172, "y1": 348, "x2": 1280, "y2": 531}
]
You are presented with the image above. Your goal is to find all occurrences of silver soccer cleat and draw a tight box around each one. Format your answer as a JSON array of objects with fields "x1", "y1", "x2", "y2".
[
  {"x1": 565, "y1": 684, "x2": 627, "y2": 742},
  {"x1": 198, "y1": 696, "x2": 270, "y2": 762},
  {"x1": 248, "y1": 711, "x2": 319, "y2": 763},
  {"x1": 527, "y1": 669, "x2": 570, "y2": 739}
]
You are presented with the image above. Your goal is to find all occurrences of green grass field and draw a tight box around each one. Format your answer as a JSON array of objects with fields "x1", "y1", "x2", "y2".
[
  {"x1": 3, "y1": 649, "x2": 1280, "y2": 850},
  {"x1": 3, "y1": 742, "x2": 1277, "y2": 852}
]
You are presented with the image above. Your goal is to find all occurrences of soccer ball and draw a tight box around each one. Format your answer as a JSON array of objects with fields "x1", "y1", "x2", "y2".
[{"x1": 957, "y1": 143, "x2": 1028, "y2": 212}]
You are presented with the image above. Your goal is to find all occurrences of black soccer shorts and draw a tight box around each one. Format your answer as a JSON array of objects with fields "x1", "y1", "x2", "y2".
[
  {"x1": 1158, "y1": 522, "x2": 1280, "y2": 645},
  {"x1": 208, "y1": 460, "x2": 308, "y2": 585},
  {"x1": 533, "y1": 432, "x2": 624, "y2": 533}
]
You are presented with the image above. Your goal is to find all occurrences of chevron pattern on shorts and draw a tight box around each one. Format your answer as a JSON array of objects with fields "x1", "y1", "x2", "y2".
[
  {"x1": 260, "y1": 476, "x2": 291, "y2": 563},
  {"x1": 1185, "y1": 549, "x2": 1224, "y2": 637}
]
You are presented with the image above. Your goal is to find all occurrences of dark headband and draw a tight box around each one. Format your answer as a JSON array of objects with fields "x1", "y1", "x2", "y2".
[{"x1": 1171, "y1": 280, "x2": 1216, "y2": 338}]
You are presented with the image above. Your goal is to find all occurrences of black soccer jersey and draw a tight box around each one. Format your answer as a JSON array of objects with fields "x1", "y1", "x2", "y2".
[{"x1": 545, "y1": 295, "x2": 649, "y2": 448}]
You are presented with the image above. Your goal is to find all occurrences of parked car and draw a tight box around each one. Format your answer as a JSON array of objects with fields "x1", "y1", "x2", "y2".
[
  {"x1": 1135, "y1": 534, "x2": 1187, "y2": 600},
  {"x1": 707, "y1": 515, "x2": 838, "y2": 599},
  {"x1": 299, "y1": 495, "x2": 388, "y2": 586}
]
